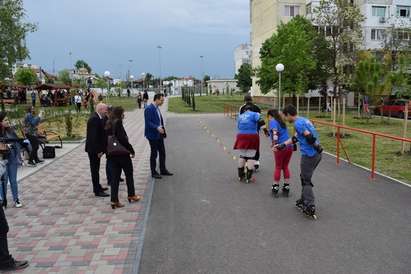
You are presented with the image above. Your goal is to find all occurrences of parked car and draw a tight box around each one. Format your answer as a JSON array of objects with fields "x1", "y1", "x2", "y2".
[{"x1": 374, "y1": 99, "x2": 411, "y2": 118}]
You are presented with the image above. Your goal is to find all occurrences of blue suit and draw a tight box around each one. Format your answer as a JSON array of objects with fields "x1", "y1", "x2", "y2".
[
  {"x1": 144, "y1": 103, "x2": 167, "y2": 175},
  {"x1": 144, "y1": 104, "x2": 162, "y2": 141}
]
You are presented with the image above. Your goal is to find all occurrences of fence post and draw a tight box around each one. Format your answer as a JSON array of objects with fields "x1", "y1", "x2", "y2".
[
  {"x1": 336, "y1": 126, "x2": 340, "y2": 165},
  {"x1": 370, "y1": 134, "x2": 376, "y2": 180},
  {"x1": 401, "y1": 106, "x2": 409, "y2": 154}
]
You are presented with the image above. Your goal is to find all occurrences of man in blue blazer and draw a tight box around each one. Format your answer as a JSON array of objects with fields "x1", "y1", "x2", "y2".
[{"x1": 144, "y1": 93, "x2": 173, "y2": 179}]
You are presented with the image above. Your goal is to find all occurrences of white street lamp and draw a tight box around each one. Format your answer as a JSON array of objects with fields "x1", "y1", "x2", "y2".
[
  {"x1": 104, "y1": 70, "x2": 111, "y2": 98},
  {"x1": 276, "y1": 63, "x2": 284, "y2": 109}
]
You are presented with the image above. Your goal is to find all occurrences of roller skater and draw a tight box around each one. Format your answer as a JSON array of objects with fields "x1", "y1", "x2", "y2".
[
  {"x1": 267, "y1": 109, "x2": 293, "y2": 197},
  {"x1": 234, "y1": 103, "x2": 266, "y2": 184},
  {"x1": 275, "y1": 105, "x2": 322, "y2": 220},
  {"x1": 239, "y1": 95, "x2": 266, "y2": 171}
]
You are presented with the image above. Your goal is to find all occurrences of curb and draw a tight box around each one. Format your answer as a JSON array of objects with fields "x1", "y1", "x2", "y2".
[
  {"x1": 322, "y1": 151, "x2": 411, "y2": 188},
  {"x1": 17, "y1": 140, "x2": 85, "y2": 183},
  {"x1": 131, "y1": 176, "x2": 155, "y2": 274}
]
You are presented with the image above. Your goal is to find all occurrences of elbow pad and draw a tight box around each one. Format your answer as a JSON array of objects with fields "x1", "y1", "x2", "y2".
[
  {"x1": 305, "y1": 134, "x2": 316, "y2": 145},
  {"x1": 292, "y1": 136, "x2": 299, "y2": 144}
]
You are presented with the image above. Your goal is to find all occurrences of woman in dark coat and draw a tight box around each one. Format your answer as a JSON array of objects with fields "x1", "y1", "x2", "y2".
[{"x1": 106, "y1": 107, "x2": 142, "y2": 209}]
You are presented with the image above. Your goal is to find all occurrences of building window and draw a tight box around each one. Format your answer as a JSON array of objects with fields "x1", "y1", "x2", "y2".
[
  {"x1": 397, "y1": 30, "x2": 411, "y2": 40},
  {"x1": 371, "y1": 29, "x2": 385, "y2": 40},
  {"x1": 284, "y1": 5, "x2": 300, "y2": 17},
  {"x1": 372, "y1": 6, "x2": 386, "y2": 17},
  {"x1": 397, "y1": 6, "x2": 411, "y2": 17}
]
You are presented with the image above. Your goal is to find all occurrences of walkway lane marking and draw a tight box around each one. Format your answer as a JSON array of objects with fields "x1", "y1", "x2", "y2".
[{"x1": 200, "y1": 121, "x2": 237, "y2": 162}]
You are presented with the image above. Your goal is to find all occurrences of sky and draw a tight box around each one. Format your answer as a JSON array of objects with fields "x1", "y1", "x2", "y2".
[{"x1": 24, "y1": 0, "x2": 250, "y2": 79}]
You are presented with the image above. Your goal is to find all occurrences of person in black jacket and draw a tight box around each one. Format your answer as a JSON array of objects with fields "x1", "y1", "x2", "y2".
[
  {"x1": 85, "y1": 103, "x2": 109, "y2": 197},
  {"x1": 143, "y1": 90, "x2": 149, "y2": 108},
  {"x1": 106, "y1": 107, "x2": 142, "y2": 209}
]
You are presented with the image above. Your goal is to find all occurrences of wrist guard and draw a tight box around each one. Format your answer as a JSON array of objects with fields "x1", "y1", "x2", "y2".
[
  {"x1": 277, "y1": 143, "x2": 286, "y2": 150},
  {"x1": 292, "y1": 136, "x2": 298, "y2": 144},
  {"x1": 305, "y1": 134, "x2": 316, "y2": 145}
]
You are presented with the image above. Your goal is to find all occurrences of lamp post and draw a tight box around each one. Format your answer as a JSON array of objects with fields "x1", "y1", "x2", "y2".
[
  {"x1": 141, "y1": 72, "x2": 146, "y2": 91},
  {"x1": 275, "y1": 63, "x2": 284, "y2": 109},
  {"x1": 200, "y1": 55, "x2": 204, "y2": 96},
  {"x1": 104, "y1": 70, "x2": 111, "y2": 102},
  {"x1": 157, "y1": 45, "x2": 163, "y2": 93},
  {"x1": 129, "y1": 75, "x2": 134, "y2": 95}
]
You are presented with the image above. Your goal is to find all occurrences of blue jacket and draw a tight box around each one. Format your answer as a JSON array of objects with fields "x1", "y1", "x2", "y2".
[{"x1": 144, "y1": 104, "x2": 163, "y2": 140}]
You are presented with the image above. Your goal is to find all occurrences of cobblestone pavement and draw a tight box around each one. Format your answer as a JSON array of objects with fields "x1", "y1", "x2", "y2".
[{"x1": 4, "y1": 105, "x2": 156, "y2": 274}]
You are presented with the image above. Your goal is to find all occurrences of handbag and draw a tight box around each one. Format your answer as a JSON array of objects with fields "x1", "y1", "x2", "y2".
[
  {"x1": 43, "y1": 146, "x2": 56, "y2": 159},
  {"x1": 107, "y1": 135, "x2": 130, "y2": 156}
]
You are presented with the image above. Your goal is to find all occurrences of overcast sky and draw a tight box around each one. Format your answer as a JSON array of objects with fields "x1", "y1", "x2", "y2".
[{"x1": 24, "y1": 0, "x2": 250, "y2": 79}]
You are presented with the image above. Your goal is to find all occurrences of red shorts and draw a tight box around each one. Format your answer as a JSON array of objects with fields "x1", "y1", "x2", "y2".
[{"x1": 233, "y1": 134, "x2": 260, "y2": 150}]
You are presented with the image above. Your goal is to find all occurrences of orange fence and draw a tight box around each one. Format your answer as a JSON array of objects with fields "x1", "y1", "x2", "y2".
[{"x1": 224, "y1": 104, "x2": 411, "y2": 180}]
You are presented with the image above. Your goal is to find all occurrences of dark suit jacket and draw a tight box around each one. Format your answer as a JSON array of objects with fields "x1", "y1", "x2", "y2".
[
  {"x1": 144, "y1": 103, "x2": 164, "y2": 141},
  {"x1": 85, "y1": 112, "x2": 107, "y2": 154},
  {"x1": 112, "y1": 120, "x2": 135, "y2": 155}
]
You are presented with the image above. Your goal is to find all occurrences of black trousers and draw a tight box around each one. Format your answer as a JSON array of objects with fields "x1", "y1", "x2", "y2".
[
  {"x1": 106, "y1": 157, "x2": 113, "y2": 186},
  {"x1": 26, "y1": 134, "x2": 40, "y2": 163},
  {"x1": 149, "y1": 138, "x2": 166, "y2": 175},
  {"x1": 0, "y1": 206, "x2": 12, "y2": 267},
  {"x1": 110, "y1": 156, "x2": 135, "y2": 203},
  {"x1": 88, "y1": 153, "x2": 103, "y2": 194}
]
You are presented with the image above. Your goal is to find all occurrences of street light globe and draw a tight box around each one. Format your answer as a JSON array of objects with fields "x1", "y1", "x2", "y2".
[
  {"x1": 130, "y1": 75, "x2": 134, "y2": 80},
  {"x1": 104, "y1": 71, "x2": 111, "y2": 77},
  {"x1": 276, "y1": 63, "x2": 284, "y2": 72}
]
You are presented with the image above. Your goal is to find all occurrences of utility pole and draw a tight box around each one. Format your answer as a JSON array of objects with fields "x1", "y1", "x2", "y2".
[{"x1": 157, "y1": 45, "x2": 163, "y2": 93}]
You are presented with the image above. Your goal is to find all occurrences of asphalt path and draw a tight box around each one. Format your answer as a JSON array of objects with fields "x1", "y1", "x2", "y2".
[{"x1": 139, "y1": 114, "x2": 411, "y2": 274}]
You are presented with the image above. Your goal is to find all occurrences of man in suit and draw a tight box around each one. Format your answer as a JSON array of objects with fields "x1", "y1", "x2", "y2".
[
  {"x1": 86, "y1": 103, "x2": 109, "y2": 197},
  {"x1": 144, "y1": 93, "x2": 173, "y2": 179}
]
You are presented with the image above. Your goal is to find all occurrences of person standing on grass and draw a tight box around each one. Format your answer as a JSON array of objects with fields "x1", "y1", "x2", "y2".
[
  {"x1": 31, "y1": 91, "x2": 36, "y2": 107},
  {"x1": 275, "y1": 105, "x2": 322, "y2": 218},
  {"x1": 23, "y1": 106, "x2": 43, "y2": 167},
  {"x1": 106, "y1": 107, "x2": 142, "y2": 209},
  {"x1": 137, "y1": 92, "x2": 142, "y2": 109},
  {"x1": 267, "y1": 109, "x2": 293, "y2": 196},
  {"x1": 143, "y1": 90, "x2": 149, "y2": 109},
  {"x1": 74, "y1": 93, "x2": 82, "y2": 113},
  {"x1": 86, "y1": 103, "x2": 109, "y2": 197},
  {"x1": 144, "y1": 93, "x2": 173, "y2": 179}
]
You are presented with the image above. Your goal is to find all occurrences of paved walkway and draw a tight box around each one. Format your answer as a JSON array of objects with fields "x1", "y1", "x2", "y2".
[
  {"x1": 4, "y1": 105, "x2": 157, "y2": 273},
  {"x1": 140, "y1": 114, "x2": 411, "y2": 274}
]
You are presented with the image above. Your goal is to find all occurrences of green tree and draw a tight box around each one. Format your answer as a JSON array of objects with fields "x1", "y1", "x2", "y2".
[
  {"x1": 14, "y1": 67, "x2": 37, "y2": 86},
  {"x1": 94, "y1": 77, "x2": 108, "y2": 89},
  {"x1": 74, "y1": 60, "x2": 92, "y2": 73},
  {"x1": 313, "y1": 0, "x2": 365, "y2": 96},
  {"x1": 203, "y1": 75, "x2": 211, "y2": 87},
  {"x1": 58, "y1": 70, "x2": 72, "y2": 85},
  {"x1": 235, "y1": 63, "x2": 252, "y2": 93},
  {"x1": 257, "y1": 16, "x2": 317, "y2": 95},
  {"x1": 0, "y1": 0, "x2": 37, "y2": 80}
]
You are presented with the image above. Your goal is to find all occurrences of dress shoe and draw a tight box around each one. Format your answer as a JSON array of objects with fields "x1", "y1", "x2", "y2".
[
  {"x1": 128, "y1": 195, "x2": 143, "y2": 203},
  {"x1": 111, "y1": 202, "x2": 125, "y2": 209},
  {"x1": 101, "y1": 187, "x2": 109, "y2": 191},
  {"x1": 0, "y1": 259, "x2": 29, "y2": 271},
  {"x1": 160, "y1": 171, "x2": 174, "y2": 176},
  {"x1": 35, "y1": 159, "x2": 44, "y2": 164},
  {"x1": 95, "y1": 192, "x2": 109, "y2": 197},
  {"x1": 152, "y1": 173, "x2": 162, "y2": 179},
  {"x1": 119, "y1": 178, "x2": 125, "y2": 182}
]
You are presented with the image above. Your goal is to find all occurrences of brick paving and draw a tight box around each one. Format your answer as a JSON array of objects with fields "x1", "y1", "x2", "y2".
[{"x1": 4, "y1": 106, "x2": 156, "y2": 274}]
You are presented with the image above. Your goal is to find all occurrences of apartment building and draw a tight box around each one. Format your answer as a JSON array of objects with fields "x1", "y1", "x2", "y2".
[{"x1": 234, "y1": 44, "x2": 252, "y2": 74}]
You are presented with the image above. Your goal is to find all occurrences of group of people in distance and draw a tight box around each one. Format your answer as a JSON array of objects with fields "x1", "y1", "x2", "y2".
[{"x1": 234, "y1": 95, "x2": 323, "y2": 219}]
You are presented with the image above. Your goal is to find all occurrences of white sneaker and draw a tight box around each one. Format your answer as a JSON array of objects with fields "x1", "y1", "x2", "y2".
[{"x1": 15, "y1": 200, "x2": 23, "y2": 208}]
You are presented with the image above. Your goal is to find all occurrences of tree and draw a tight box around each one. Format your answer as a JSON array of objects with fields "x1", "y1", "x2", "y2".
[
  {"x1": 0, "y1": 0, "x2": 37, "y2": 81},
  {"x1": 94, "y1": 77, "x2": 108, "y2": 89},
  {"x1": 235, "y1": 63, "x2": 252, "y2": 93},
  {"x1": 58, "y1": 70, "x2": 72, "y2": 85},
  {"x1": 203, "y1": 75, "x2": 211, "y2": 87},
  {"x1": 75, "y1": 60, "x2": 92, "y2": 73},
  {"x1": 313, "y1": 0, "x2": 365, "y2": 96},
  {"x1": 145, "y1": 73, "x2": 153, "y2": 86},
  {"x1": 257, "y1": 16, "x2": 318, "y2": 95},
  {"x1": 14, "y1": 67, "x2": 37, "y2": 86}
]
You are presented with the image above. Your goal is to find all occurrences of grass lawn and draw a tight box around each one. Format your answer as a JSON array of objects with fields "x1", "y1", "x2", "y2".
[
  {"x1": 303, "y1": 111, "x2": 411, "y2": 184},
  {"x1": 168, "y1": 95, "x2": 274, "y2": 113}
]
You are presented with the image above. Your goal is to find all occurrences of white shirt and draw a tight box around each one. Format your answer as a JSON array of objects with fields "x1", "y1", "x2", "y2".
[{"x1": 74, "y1": 95, "x2": 82, "y2": 104}]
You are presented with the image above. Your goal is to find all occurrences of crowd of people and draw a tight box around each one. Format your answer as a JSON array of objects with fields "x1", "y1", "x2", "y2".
[
  {"x1": 85, "y1": 93, "x2": 172, "y2": 209},
  {"x1": 234, "y1": 95, "x2": 323, "y2": 219}
]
